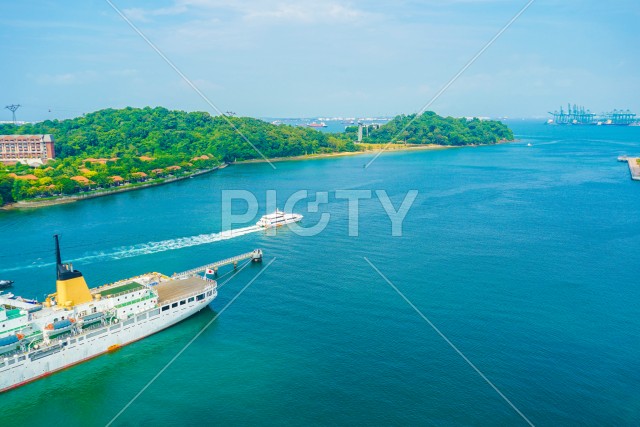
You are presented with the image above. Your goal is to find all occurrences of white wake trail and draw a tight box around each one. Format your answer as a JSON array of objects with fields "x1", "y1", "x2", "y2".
[{"x1": 0, "y1": 225, "x2": 263, "y2": 274}]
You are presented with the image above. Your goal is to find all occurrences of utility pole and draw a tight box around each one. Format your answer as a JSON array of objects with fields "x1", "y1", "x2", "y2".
[{"x1": 5, "y1": 104, "x2": 21, "y2": 124}]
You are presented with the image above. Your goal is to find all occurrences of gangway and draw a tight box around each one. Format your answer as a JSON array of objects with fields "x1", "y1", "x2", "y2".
[{"x1": 172, "y1": 249, "x2": 263, "y2": 279}]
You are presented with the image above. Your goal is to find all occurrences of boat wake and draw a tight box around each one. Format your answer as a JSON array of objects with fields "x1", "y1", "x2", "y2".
[
  {"x1": 95, "y1": 225, "x2": 262, "y2": 260},
  {"x1": 0, "y1": 225, "x2": 263, "y2": 274}
]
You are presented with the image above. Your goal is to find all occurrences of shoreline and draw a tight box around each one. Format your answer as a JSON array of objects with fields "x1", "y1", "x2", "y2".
[
  {"x1": 1, "y1": 166, "x2": 223, "y2": 210},
  {"x1": 232, "y1": 143, "x2": 462, "y2": 165},
  {"x1": 2, "y1": 141, "x2": 511, "y2": 210}
]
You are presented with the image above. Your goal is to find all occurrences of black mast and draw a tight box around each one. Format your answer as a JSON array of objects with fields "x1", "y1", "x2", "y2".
[
  {"x1": 54, "y1": 234, "x2": 82, "y2": 280},
  {"x1": 54, "y1": 234, "x2": 62, "y2": 266}
]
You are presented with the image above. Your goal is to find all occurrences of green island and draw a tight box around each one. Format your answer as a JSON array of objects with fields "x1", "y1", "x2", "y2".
[
  {"x1": 0, "y1": 107, "x2": 513, "y2": 208},
  {"x1": 346, "y1": 111, "x2": 514, "y2": 145}
]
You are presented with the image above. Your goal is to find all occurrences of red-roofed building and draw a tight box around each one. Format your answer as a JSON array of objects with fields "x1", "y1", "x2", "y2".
[
  {"x1": 85, "y1": 157, "x2": 119, "y2": 164},
  {"x1": 71, "y1": 176, "x2": 92, "y2": 185},
  {"x1": 8, "y1": 173, "x2": 38, "y2": 181},
  {"x1": 0, "y1": 134, "x2": 55, "y2": 164}
]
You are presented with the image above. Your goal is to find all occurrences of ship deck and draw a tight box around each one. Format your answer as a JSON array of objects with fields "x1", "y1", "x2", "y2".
[
  {"x1": 155, "y1": 276, "x2": 212, "y2": 304},
  {"x1": 99, "y1": 282, "x2": 144, "y2": 297}
]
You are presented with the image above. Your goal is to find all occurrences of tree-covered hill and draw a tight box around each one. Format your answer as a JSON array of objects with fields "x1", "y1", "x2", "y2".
[
  {"x1": 346, "y1": 112, "x2": 513, "y2": 145},
  {"x1": 0, "y1": 107, "x2": 355, "y2": 162}
]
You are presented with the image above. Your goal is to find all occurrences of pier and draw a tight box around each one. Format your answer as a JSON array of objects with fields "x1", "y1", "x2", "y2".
[
  {"x1": 618, "y1": 156, "x2": 640, "y2": 181},
  {"x1": 172, "y1": 249, "x2": 263, "y2": 279}
]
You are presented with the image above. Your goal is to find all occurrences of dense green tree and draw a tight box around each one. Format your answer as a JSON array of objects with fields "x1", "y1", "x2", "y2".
[
  {"x1": 58, "y1": 178, "x2": 77, "y2": 195},
  {"x1": 0, "y1": 176, "x2": 14, "y2": 204},
  {"x1": 11, "y1": 180, "x2": 31, "y2": 201},
  {"x1": 346, "y1": 112, "x2": 513, "y2": 145}
]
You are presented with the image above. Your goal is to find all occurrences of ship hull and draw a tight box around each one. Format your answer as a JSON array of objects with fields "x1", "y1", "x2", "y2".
[
  {"x1": 0, "y1": 289, "x2": 217, "y2": 393},
  {"x1": 258, "y1": 217, "x2": 301, "y2": 228}
]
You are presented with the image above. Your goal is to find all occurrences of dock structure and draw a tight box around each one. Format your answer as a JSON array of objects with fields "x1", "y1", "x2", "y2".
[
  {"x1": 549, "y1": 104, "x2": 638, "y2": 125},
  {"x1": 172, "y1": 249, "x2": 263, "y2": 279},
  {"x1": 618, "y1": 156, "x2": 640, "y2": 181}
]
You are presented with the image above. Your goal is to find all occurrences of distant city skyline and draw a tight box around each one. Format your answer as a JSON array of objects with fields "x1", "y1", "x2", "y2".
[{"x1": 2, "y1": 0, "x2": 639, "y2": 123}]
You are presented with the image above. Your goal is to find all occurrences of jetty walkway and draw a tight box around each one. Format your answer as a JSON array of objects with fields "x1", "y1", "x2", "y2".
[
  {"x1": 173, "y1": 249, "x2": 263, "y2": 279},
  {"x1": 618, "y1": 156, "x2": 640, "y2": 181}
]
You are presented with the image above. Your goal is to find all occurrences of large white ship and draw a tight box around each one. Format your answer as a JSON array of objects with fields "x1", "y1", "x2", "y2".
[
  {"x1": 0, "y1": 236, "x2": 244, "y2": 393},
  {"x1": 256, "y1": 210, "x2": 303, "y2": 228}
]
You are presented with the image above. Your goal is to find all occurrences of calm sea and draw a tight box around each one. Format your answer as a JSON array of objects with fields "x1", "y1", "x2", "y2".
[{"x1": 0, "y1": 121, "x2": 639, "y2": 426}]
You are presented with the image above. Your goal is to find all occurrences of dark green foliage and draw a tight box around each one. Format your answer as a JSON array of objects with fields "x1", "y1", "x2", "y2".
[
  {"x1": 0, "y1": 176, "x2": 14, "y2": 204},
  {"x1": 0, "y1": 107, "x2": 355, "y2": 161},
  {"x1": 345, "y1": 112, "x2": 514, "y2": 145}
]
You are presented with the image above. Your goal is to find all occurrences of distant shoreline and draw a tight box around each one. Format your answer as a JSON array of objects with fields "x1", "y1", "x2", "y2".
[
  {"x1": 2, "y1": 141, "x2": 511, "y2": 210},
  {"x1": 232, "y1": 143, "x2": 458, "y2": 165}
]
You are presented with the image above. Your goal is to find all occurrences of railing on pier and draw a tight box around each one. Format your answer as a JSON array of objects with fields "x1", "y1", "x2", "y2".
[{"x1": 172, "y1": 249, "x2": 262, "y2": 279}]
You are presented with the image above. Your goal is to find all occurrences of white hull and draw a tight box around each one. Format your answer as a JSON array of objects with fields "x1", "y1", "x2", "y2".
[
  {"x1": 258, "y1": 217, "x2": 301, "y2": 228},
  {"x1": 0, "y1": 289, "x2": 216, "y2": 393},
  {"x1": 256, "y1": 210, "x2": 303, "y2": 228}
]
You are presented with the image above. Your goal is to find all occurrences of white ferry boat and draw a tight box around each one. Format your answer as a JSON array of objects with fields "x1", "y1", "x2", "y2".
[
  {"x1": 0, "y1": 235, "x2": 220, "y2": 393},
  {"x1": 256, "y1": 210, "x2": 303, "y2": 228}
]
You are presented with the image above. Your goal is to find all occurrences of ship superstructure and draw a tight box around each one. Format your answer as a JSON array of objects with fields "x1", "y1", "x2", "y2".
[
  {"x1": 0, "y1": 235, "x2": 220, "y2": 393},
  {"x1": 256, "y1": 210, "x2": 303, "y2": 228}
]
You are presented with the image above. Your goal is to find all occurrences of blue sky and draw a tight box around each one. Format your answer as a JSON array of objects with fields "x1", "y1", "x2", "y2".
[{"x1": 1, "y1": 0, "x2": 638, "y2": 122}]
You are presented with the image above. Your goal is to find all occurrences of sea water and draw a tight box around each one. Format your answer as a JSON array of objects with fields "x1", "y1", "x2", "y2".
[{"x1": 0, "y1": 121, "x2": 639, "y2": 426}]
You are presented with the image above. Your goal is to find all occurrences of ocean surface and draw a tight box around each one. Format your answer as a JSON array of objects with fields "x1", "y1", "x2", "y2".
[{"x1": 1, "y1": 121, "x2": 639, "y2": 426}]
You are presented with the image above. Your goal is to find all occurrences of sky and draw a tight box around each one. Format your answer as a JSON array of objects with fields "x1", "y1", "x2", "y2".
[{"x1": 1, "y1": 0, "x2": 639, "y2": 122}]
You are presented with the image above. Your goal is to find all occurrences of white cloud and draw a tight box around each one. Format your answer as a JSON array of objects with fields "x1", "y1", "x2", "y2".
[
  {"x1": 243, "y1": 2, "x2": 370, "y2": 23},
  {"x1": 123, "y1": 4, "x2": 189, "y2": 22},
  {"x1": 124, "y1": 0, "x2": 376, "y2": 25}
]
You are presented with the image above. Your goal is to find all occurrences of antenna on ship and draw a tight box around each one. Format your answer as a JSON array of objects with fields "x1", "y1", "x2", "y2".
[{"x1": 54, "y1": 234, "x2": 63, "y2": 279}]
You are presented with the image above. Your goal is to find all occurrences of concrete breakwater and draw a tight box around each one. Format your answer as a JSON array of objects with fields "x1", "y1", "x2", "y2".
[{"x1": 618, "y1": 156, "x2": 640, "y2": 181}]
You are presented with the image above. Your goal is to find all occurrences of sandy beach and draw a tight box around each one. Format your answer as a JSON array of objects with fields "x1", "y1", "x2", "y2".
[{"x1": 233, "y1": 143, "x2": 455, "y2": 165}]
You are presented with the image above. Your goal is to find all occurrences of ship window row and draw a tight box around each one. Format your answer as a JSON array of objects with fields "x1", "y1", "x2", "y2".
[{"x1": 161, "y1": 295, "x2": 203, "y2": 312}]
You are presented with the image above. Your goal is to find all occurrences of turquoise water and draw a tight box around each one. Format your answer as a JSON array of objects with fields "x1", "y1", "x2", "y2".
[{"x1": 1, "y1": 121, "x2": 639, "y2": 426}]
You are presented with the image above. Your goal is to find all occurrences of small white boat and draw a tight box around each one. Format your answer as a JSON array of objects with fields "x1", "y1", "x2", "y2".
[
  {"x1": 256, "y1": 210, "x2": 303, "y2": 228},
  {"x1": 527, "y1": 143, "x2": 532, "y2": 147}
]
